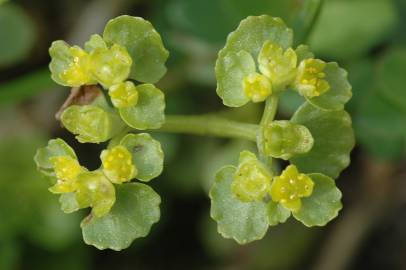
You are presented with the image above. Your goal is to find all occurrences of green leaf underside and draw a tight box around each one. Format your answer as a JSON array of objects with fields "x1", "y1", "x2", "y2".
[
  {"x1": 103, "y1": 15, "x2": 169, "y2": 83},
  {"x1": 216, "y1": 50, "x2": 255, "y2": 107},
  {"x1": 267, "y1": 201, "x2": 291, "y2": 226},
  {"x1": 210, "y1": 166, "x2": 268, "y2": 244},
  {"x1": 290, "y1": 102, "x2": 355, "y2": 179},
  {"x1": 119, "y1": 84, "x2": 165, "y2": 130},
  {"x1": 34, "y1": 139, "x2": 76, "y2": 176},
  {"x1": 120, "y1": 133, "x2": 164, "y2": 182},
  {"x1": 293, "y1": 173, "x2": 342, "y2": 226},
  {"x1": 81, "y1": 183, "x2": 161, "y2": 251},
  {"x1": 306, "y1": 62, "x2": 352, "y2": 111}
]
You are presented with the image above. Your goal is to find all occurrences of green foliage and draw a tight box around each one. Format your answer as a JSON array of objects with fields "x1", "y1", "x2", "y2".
[
  {"x1": 291, "y1": 102, "x2": 355, "y2": 179},
  {"x1": 119, "y1": 84, "x2": 166, "y2": 130},
  {"x1": 81, "y1": 183, "x2": 161, "y2": 251},
  {"x1": 293, "y1": 173, "x2": 342, "y2": 226},
  {"x1": 210, "y1": 166, "x2": 269, "y2": 244},
  {"x1": 103, "y1": 15, "x2": 169, "y2": 83}
]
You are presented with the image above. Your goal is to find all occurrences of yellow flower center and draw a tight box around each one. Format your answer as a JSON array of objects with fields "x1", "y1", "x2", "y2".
[
  {"x1": 59, "y1": 46, "x2": 94, "y2": 87},
  {"x1": 243, "y1": 73, "x2": 272, "y2": 103},
  {"x1": 295, "y1": 59, "x2": 330, "y2": 97},
  {"x1": 270, "y1": 165, "x2": 314, "y2": 212},
  {"x1": 109, "y1": 81, "x2": 139, "y2": 108},
  {"x1": 101, "y1": 145, "x2": 136, "y2": 184},
  {"x1": 49, "y1": 155, "x2": 84, "y2": 193}
]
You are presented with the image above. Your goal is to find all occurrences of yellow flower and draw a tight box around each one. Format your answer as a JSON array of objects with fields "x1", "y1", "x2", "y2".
[
  {"x1": 242, "y1": 73, "x2": 272, "y2": 102},
  {"x1": 270, "y1": 165, "x2": 314, "y2": 212},
  {"x1": 258, "y1": 41, "x2": 297, "y2": 89},
  {"x1": 59, "y1": 46, "x2": 94, "y2": 87},
  {"x1": 49, "y1": 155, "x2": 86, "y2": 194},
  {"x1": 294, "y1": 59, "x2": 330, "y2": 98},
  {"x1": 109, "y1": 81, "x2": 139, "y2": 108},
  {"x1": 231, "y1": 151, "x2": 272, "y2": 202},
  {"x1": 101, "y1": 145, "x2": 137, "y2": 184}
]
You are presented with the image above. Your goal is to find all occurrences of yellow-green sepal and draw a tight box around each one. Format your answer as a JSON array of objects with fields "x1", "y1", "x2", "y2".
[
  {"x1": 260, "y1": 120, "x2": 314, "y2": 160},
  {"x1": 81, "y1": 183, "x2": 161, "y2": 251},
  {"x1": 119, "y1": 84, "x2": 165, "y2": 130},
  {"x1": 84, "y1": 34, "x2": 107, "y2": 53},
  {"x1": 304, "y1": 62, "x2": 352, "y2": 111},
  {"x1": 103, "y1": 15, "x2": 169, "y2": 84},
  {"x1": 49, "y1": 40, "x2": 75, "y2": 86},
  {"x1": 34, "y1": 138, "x2": 77, "y2": 177},
  {"x1": 61, "y1": 103, "x2": 125, "y2": 144},
  {"x1": 120, "y1": 133, "x2": 164, "y2": 182},
  {"x1": 59, "y1": 193, "x2": 80, "y2": 214},
  {"x1": 293, "y1": 173, "x2": 342, "y2": 226},
  {"x1": 290, "y1": 102, "x2": 355, "y2": 179},
  {"x1": 210, "y1": 166, "x2": 269, "y2": 244},
  {"x1": 215, "y1": 50, "x2": 256, "y2": 107}
]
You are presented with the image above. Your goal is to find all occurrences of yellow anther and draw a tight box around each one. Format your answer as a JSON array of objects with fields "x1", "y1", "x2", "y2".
[
  {"x1": 242, "y1": 73, "x2": 272, "y2": 103},
  {"x1": 49, "y1": 155, "x2": 85, "y2": 194},
  {"x1": 270, "y1": 165, "x2": 314, "y2": 212},
  {"x1": 101, "y1": 145, "x2": 137, "y2": 184},
  {"x1": 295, "y1": 58, "x2": 330, "y2": 98}
]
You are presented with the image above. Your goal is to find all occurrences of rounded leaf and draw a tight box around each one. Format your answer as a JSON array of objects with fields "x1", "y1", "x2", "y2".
[
  {"x1": 215, "y1": 50, "x2": 255, "y2": 107},
  {"x1": 34, "y1": 139, "x2": 77, "y2": 176},
  {"x1": 119, "y1": 84, "x2": 165, "y2": 130},
  {"x1": 219, "y1": 15, "x2": 293, "y2": 60},
  {"x1": 103, "y1": 15, "x2": 169, "y2": 83},
  {"x1": 81, "y1": 183, "x2": 161, "y2": 251},
  {"x1": 120, "y1": 133, "x2": 164, "y2": 182},
  {"x1": 290, "y1": 102, "x2": 355, "y2": 179},
  {"x1": 306, "y1": 62, "x2": 352, "y2": 111},
  {"x1": 210, "y1": 166, "x2": 269, "y2": 244},
  {"x1": 293, "y1": 173, "x2": 342, "y2": 226},
  {"x1": 267, "y1": 201, "x2": 291, "y2": 226}
]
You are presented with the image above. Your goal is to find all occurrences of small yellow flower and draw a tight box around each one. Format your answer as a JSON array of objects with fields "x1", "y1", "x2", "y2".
[
  {"x1": 101, "y1": 145, "x2": 136, "y2": 184},
  {"x1": 59, "y1": 46, "x2": 94, "y2": 87},
  {"x1": 49, "y1": 155, "x2": 85, "y2": 193},
  {"x1": 242, "y1": 73, "x2": 272, "y2": 103},
  {"x1": 270, "y1": 165, "x2": 314, "y2": 212},
  {"x1": 109, "y1": 81, "x2": 139, "y2": 108},
  {"x1": 231, "y1": 151, "x2": 272, "y2": 202},
  {"x1": 295, "y1": 59, "x2": 330, "y2": 98},
  {"x1": 258, "y1": 41, "x2": 297, "y2": 89},
  {"x1": 89, "y1": 44, "x2": 132, "y2": 87}
]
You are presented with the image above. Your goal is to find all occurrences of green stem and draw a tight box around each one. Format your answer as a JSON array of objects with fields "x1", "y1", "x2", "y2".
[
  {"x1": 260, "y1": 95, "x2": 279, "y2": 126},
  {"x1": 157, "y1": 115, "x2": 259, "y2": 142}
]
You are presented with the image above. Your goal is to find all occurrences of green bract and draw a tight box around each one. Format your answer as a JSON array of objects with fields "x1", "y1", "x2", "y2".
[
  {"x1": 119, "y1": 84, "x2": 165, "y2": 130},
  {"x1": 81, "y1": 183, "x2": 161, "y2": 251},
  {"x1": 290, "y1": 102, "x2": 355, "y2": 179},
  {"x1": 103, "y1": 15, "x2": 169, "y2": 83},
  {"x1": 120, "y1": 133, "x2": 164, "y2": 182},
  {"x1": 210, "y1": 166, "x2": 269, "y2": 244}
]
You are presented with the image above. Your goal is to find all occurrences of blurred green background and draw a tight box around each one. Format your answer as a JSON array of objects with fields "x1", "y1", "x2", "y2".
[{"x1": 0, "y1": 0, "x2": 406, "y2": 269}]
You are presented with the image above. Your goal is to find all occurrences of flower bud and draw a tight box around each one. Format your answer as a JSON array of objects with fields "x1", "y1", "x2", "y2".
[
  {"x1": 231, "y1": 151, "x2": 272, "y2": 202},
  {"x1": 89, "y1": 44, "x2": 132, "y2": 88},
  {"x1": 270, "y1": 165, "x2": 314, "y2": 212},
  {"x1": 242, "y1": 73, "x2": 272, "y2": 103},
  {"x1": 61, "y1": 104, "x2": 125, "y2": 143},
  {"x1": 109, "y1": 81, "x2": 139, "y2": 109},
  {"x1": 261, "y1": 120, "x2": 314, "y2": 160},
  {"x1": 294, "y1": 58, "x2": 330, "y2": 97},
  {"x1": 101, "y1": 145, "x2": 137, "y2": 184},
  {"x1": 258, "y1": 41, "x2": 297, "y2": 89}
]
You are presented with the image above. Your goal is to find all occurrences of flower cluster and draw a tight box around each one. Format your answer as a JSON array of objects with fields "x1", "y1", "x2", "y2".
[
  {"x1": 34, "y1": 16, "x2": 168, "y2": 250},
  {"x1": 211, "y1": 15, "x2": 353, "y2": 245}
]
